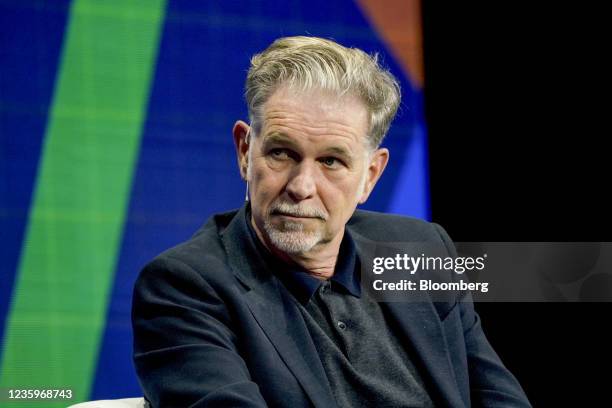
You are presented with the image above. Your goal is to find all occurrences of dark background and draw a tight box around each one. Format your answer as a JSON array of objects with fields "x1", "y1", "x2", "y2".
[{"x1": 423, "y1": 2, "x2": 610, "y2": 406}]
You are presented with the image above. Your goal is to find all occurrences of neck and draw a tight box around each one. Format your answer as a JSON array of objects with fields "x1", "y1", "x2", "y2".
[{"x1": 251, "y1": 218, "x2": 342, "y2": 280}]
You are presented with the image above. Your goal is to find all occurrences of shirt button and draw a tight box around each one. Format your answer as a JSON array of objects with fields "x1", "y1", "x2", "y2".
[
  {"x1": 337, "y1": 321, "x2": 347, "y2": 330},
  {"x1": 320, "y1": 282, "x2": 330, "y2": 293}
]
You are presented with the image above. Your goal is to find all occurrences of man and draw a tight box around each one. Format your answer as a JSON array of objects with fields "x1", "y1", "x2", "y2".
[{"x1": 132, "y1": 36, "x2": 530, "y2": 407}]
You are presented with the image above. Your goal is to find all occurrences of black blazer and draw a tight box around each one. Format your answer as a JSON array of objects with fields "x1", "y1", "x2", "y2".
[{"x1": 132, "y1": 205, "x2": 530, "y2": 407}]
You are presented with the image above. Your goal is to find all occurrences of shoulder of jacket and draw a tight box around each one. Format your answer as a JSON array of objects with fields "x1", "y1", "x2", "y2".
[
  {"x1": 140, "y1": 209, "x2": 241, "y2": 283},
  {"x1": 348, "y1": 209, "x2": 442, "y2": 242}
]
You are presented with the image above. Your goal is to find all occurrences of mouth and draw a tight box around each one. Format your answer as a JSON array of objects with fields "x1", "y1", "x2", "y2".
[{"x1": 272, "y1": 211, "x2": 320, "y2": 220}]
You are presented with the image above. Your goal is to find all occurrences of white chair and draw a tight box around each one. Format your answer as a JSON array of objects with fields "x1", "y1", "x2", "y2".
[{"x1": 68, "y1": 397, "x2": 145, "y2": 408}]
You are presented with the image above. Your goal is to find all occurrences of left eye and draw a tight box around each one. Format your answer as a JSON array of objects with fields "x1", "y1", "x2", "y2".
[{"x1": 321, "y1": 157, "x2": 341, "y2": 167}]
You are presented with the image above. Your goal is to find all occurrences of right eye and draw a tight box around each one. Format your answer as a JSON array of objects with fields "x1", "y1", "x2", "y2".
[{"x1": 269, "y1": 148, "x2": 290, "y2": 160}]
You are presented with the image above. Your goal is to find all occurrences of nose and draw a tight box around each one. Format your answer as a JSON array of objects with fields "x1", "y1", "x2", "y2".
[{"x1": 285, "y1": 161, "x2": 317, "y2": 201}]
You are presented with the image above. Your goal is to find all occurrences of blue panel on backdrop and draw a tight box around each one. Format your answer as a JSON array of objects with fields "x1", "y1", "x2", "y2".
[
  {"x1": 92, "y1": 0, "x2": 428, "y2": 398},
  {"x1": 0, "y1": 0, "x2": 70, "y2": 364},
  {"x1": 388, "y1": 122, "x2": 430, "y2": 219}
]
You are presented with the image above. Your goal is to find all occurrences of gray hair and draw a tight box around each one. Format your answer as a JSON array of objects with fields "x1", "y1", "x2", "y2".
[{"x1": 245, "y1": 36, "x2": 401, "y2": 148}]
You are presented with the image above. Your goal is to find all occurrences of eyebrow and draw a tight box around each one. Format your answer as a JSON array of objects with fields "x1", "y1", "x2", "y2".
[
  {"x1": 262, "y1": 132, "x2": 297, "y2": 148},
  {"x1": 322, "y1": 146, "x2": 353, "y2": 159}
]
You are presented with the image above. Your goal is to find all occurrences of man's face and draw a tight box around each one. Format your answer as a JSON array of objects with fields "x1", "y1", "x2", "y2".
[{"x1": 234, "y1": 85, "x2": 388, "y2": 255}]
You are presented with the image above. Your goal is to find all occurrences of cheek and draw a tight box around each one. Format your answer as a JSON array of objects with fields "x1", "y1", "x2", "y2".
[
  {"x1": 333, "y1": 173, "x2": 365, "y2": 198},
  {"x1": 251, "y1": 165, "x2": 284, "y2": 200},
  {"x1": 321, "y1": 178, "x2": 362, "y2": 213}
]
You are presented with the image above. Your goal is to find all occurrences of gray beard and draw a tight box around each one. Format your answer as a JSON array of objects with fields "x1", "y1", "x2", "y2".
[{"x1": 263, "y1": 219, "x2": 323, "y2": 254}]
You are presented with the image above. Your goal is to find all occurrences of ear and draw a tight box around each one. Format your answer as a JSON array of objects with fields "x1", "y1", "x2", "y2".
[
  {"x1": 358, "y1": 148, "x2": 389, "y2": 204},
  {"x1": 232, "y1": 120, "x2": 251, "y2": 180}
]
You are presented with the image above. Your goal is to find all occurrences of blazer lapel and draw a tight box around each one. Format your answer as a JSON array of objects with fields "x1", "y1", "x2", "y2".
[
  {"x1": 243, "y1": 279, "x2": 337, "y2": 408},
  {"x1": 350, "y1": 230, "x2": 466, "y2": 408},
  {"x1": 221, "y1": 205, "x2": 336, "y2": 408}
]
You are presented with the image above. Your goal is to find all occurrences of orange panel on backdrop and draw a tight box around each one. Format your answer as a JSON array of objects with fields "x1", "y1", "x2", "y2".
[{"x1": 355, "y1": 0, "x2": 424, "y2": 89}]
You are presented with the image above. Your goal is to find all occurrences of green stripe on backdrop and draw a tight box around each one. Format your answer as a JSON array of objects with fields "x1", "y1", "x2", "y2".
[{"x1": 0, "y1": 1, "x2": 166, "y2": 405}]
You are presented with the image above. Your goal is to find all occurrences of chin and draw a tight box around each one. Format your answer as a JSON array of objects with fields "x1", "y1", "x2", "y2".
[{"x1": 264, "y1": 224, "x2": 322, "y2": 254}]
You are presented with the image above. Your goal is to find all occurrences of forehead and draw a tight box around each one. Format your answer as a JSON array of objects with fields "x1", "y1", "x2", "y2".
[{"x1": 259, "y1": 85, "x2": 370, "y2": 147}]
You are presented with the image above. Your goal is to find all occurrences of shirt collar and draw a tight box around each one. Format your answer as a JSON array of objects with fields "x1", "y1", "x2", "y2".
[{"x1": 243, "y1": 204, "x2": 361, "y2": 305}]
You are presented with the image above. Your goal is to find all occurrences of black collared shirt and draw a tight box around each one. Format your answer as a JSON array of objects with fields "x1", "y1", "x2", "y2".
[{"x1": 244, "y1": 207, "x2": 433, "y2": 408}]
